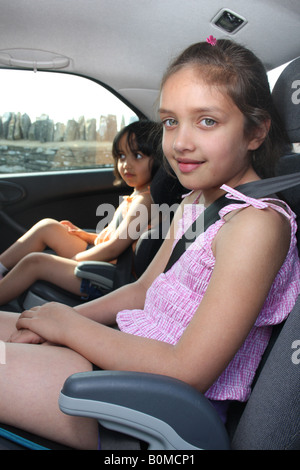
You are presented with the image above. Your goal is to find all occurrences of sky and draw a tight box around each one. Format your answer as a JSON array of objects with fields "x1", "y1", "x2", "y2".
[
  {"x1": 0, "y1": 62, "x2": 290, "y2": 126},
  {"x1": 0, "y1": 69, "x2": 137, "y2": 127}
]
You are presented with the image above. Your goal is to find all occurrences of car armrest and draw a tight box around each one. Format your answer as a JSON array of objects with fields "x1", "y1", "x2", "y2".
[
  {"x1": 74, "y1": 261, "x2": 116, "y2": 290},
  {"x1": 59, "y1": 370, "x2": 230, "y2": 450}
]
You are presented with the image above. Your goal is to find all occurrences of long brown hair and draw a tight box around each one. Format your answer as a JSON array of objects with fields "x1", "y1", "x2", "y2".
[{"x1": 161, "y1": 40, "x2": 289, "y2": 178}]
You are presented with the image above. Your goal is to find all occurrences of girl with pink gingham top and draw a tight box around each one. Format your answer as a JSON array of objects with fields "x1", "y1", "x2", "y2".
[
  {"x1": 117, "y1": 185, "x2": 300, "y2": 412},
  {"x1": 0, "y1": 39, "x2": 299, "y2": 449}
]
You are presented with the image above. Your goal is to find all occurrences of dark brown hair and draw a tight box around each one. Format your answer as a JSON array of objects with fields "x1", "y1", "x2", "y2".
[
  {"x1": 112, "y1": 120, "x2": 162, "y2": 184},
  {"x1": 161, "y1": 40, "x2": 289, "y2": 177}
]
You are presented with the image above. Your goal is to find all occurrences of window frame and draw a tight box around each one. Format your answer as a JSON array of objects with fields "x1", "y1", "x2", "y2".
[{"x1": 0, "y1": 68, "x2": 144, "y2": 175}]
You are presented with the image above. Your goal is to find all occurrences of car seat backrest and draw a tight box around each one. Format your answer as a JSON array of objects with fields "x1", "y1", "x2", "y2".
[
  {"x1": 277, "y1": 153, "x2": 300, "y2": 211},
  {"x1": 231, "y1": 294, "x2": 300, "y2": 450},
  {"x1": 230, "y1": 54, "x2": 300, "y2": 451},
  {"x1": 111, "y1": 165, "x2": 185, "y2": 282},
  {"x1": 276, "y1": 153, "x2": 300, "y2": 250},
  {"x1": 133, "y1": 165, "x2": 186, "y2": 278},
  {"x1": 272, "y1": 56, "x2": 300, "y2": 143},
  {"x1": 149, "y1": 163, "x2": 186, "y2": 207},
  {"x1": 273, "y1": 56, "x2": 300, "y2": 250}
]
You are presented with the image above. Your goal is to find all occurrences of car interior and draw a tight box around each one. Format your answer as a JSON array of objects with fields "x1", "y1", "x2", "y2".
[{"x1": 0, "y1": 0, "x2": 299, "y2": 451}]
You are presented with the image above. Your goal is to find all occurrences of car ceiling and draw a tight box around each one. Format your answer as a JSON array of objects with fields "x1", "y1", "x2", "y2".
[{"x1": 0, "y1": 0, "x2": 300, "y2": 119}]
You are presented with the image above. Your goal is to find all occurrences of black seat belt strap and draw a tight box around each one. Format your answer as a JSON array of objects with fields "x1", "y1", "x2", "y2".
[{"x1": 164, "y1": 172, "x2": 300, "y2": 273}]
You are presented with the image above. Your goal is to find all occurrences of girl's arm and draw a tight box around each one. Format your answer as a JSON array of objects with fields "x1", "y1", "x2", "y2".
[
  {"x1": 15, "y1": 204, "x2": 289, "y2": 393},
  {"x1": 73, "y1": 192, "x2": 155, "y2": 262},
  {"x1": 73, "y1": 194, "x2": 186, "y2": 323}
]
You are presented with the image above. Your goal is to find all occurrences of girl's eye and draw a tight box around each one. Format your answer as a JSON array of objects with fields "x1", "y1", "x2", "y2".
[
  {"x1": 135, "y1": 153, "x2": 143, "y2": 160},
  {"x1": 200, "y1": 118, "x2": 216, "y2": 127},
  {"x1": 162, "y1": 118, "x2": 178, "y2": 129},
  {"x1": 118, "y1": 153, "x2": 126, "y2": 160}
]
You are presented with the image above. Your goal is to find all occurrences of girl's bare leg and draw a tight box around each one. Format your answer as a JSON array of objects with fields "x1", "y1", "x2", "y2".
[
  {"x1": 0, "y1": 252, "x2": 82, "y2": 306},
  {"x1": 0, "y1": 218, "x2": 88, "y2": 270},
  {"x1": 0, "y1": 341, "x2": 98, "y2": 449},
  {"x1": 0, "y1": 311, "x2": 20, "y2": 341}
]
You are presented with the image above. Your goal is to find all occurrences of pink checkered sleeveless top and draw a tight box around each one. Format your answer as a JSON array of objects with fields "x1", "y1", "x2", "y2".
[{"x1": 117, "y1": 185, "x2": 300, "y2": 401}]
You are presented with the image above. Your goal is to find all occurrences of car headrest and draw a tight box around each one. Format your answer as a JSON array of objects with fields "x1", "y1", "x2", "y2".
[
  {"x1": 150, "y1": 164, "x2": 186, "y2": 206},
  {"x1": 272, "y1": 57, "x2": 300, "y2": 143},
  {"x1": 276, "y1": 153, "x2": 300, "y2": 218}
]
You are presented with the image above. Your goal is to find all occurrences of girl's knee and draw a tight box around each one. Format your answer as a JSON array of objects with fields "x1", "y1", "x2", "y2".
[
  {"x1": 35, "y1": 218, "x2": 60, "y2": 230},
  {"x1": 31, "y1": 219, "x2": 65, "y2": 246},
  {"x1": 21, "y1": 252, "x2": 47, "y2": 270}
]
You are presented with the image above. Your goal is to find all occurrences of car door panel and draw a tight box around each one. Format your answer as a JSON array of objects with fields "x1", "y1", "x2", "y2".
[{"x1": 0, "y1": 168, "x2": 124, "y2": 252}]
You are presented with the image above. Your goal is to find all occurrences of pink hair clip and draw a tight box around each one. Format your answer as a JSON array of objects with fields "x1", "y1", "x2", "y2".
[{"x1": 206, "y1": 35, "x2": 217, "y2": 46}]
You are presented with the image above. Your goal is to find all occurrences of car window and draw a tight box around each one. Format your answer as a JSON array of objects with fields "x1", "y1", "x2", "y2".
[
  {"x1": 0, "y1": 69, "x2": 138, "y2": 174},
  {"x1": 268, "y1": 63, "x2": 287, "y2": 91}
]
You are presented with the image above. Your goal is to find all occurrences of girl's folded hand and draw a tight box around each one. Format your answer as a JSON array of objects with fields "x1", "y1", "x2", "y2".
[
  {"x1": 9, "y1": 328, "x2": 45, "y2": 344},
  {"x1": 14, "y1": 303, "x2": 75, "y2": 346},
  {"x1": 60, "y1": 220, "x2": 80, "y2": 232}
]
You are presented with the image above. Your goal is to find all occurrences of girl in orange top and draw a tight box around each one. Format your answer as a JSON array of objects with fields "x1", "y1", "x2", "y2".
[{"x1": 0, "y1": 120, "x2": 162, "y2": 304}]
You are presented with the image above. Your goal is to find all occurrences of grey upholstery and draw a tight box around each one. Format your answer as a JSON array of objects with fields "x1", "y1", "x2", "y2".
[
  {"x1": 60, "y1": 371, "x2": 230, "y2": 450},
  {"x1": 272, "y1": 57, "x2": 300, "y2": 143},
  {"x1": 231, "y1": 295, "x2": 300, "y2": 449}
]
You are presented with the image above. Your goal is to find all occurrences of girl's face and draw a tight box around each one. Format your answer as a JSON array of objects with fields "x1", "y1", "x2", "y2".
[
  {"x1": 117, "y1": 133, "x2": 153, "y2": 190},
  {"x1": 159, "y1": 67, "x2": 264, "y2": 199}
]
